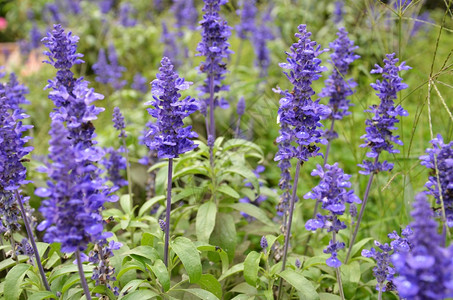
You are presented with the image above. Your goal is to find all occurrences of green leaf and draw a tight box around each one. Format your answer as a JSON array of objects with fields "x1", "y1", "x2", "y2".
[
  {"x1": 149, "y1": 259, "x2": 170, "y2": 292},
  {"x1": 36, "y1": 242, "x2": 50, "y2": 260},
  {"x1": 117, "y1": 262, "x2": 146, "y2": 281},
  {"x1": 349, "y1": 238, "x2": 373, "y2": 260},
  {"x1": 174, "y1": 288, "x2": 219, "y2": 300},
  {"x1": 197, "y1": 244, "x2": 229, "y2": 274},
  {"x1": 27, "y1": 291, "x2": 57, "y2": 300},
  {"x1": 5, "y1": 264, "x2": 30, "y2": 300},
  {"x1": 222, "y1": 139, "x2": 264, "y2": 156},
  {"x1": 244, "y1": 251, "x2": 261, "y2": 286},
  {"x1": 224, "y1": 203, "x2": 274, "y2": 227},
  {"x1": 122, "y1": 246, "x2": 159, "y2": 264},
  {"x1": 138, "y1": 195, "x2": 165, "y2": 217},
  {"x1": 209, "y1": 214, "x2": 237, "y2": 262},
  {"x1": 196, "y1": 201, "x2": 217, "y2": 243},
  {"x1": 173, "y1": 187, "x2": 207, "y2": 203},
  {"x1": 222, "y1": 166, "x2": 260, "y2": 193},
  {"x1": 141, "y1": 232, "x2": 154, "y2": 246},
  {"x1": 217, "y1": 185, "x2": 240, "y2": 199},
  {"x1": 173, "y1": 166, "x2": 208, "y2": 180},
  {"x1": 319, "y1": 293, "x2": 342, "y2": 300},
  {"x1": 0, "y1": 256, "x2": 27, "y2": 272},
  {"x1": 121, "y1": 289, "x2": 157, "y2": 300},
  {"x1": 218, "y1": 263, "x2": 244, "y2": 282},
  {"x1": 61, "y1": 275, "x2": 83, "y2": 294},
  {"x1": 171, "y1": 237, "x2": 202, "y2": 283},
  {"x1": 120, "y1": 194, "x2": 132, "y2": 214},
  {"x1": 147, "y1": 161, "x2": 167, "y2": 173},
  {"x1": 278, "y1": 269, "x2": 319, "y2": 300},
  {"x1": 197, "y1": 274, "x2": 222, "y2": 299},
  {"x1": 91, "y1": 285, "x2": 117, "y2": 299}
]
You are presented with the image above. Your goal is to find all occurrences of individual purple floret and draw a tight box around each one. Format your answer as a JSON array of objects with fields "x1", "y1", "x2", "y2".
[
  {"x1": 358, "y1": 53, "x2": 410, "y2": 175},
  {"x1": 132, "y1": 73, "x2": 148, "y2": 94},
  {"x1": 304, "y1": 163, "x2": 361, "y2": 267},
  {"x1": 251, "y1": 6, "x2": 274, "y2": 77},
  {"x1": 112, "y1": 107, "x2": 126, "y2": 138},
  {"x1": 93, "y1": 44, "x2": 126, "y2": 90},
  {"x1": 144, "y1": 57, "x2": 198, "y2": 159},
  {"x1": 42, "y1": 24, "x2": 84, "y2": 93},
  {"x1": 36, "y1": 119, "x2": 111, "y2": 252},
  {"x1": 319, "y1": 27, "x2": 359, "y2": 140},
  {"x1": 274, "y1": 24, "x2": 330, "y2": 163},
  {"x1": 161, "y1": 22, "x2": 181, "y2": 69},
  {"x1": 118, "y1": 2, "x2": 137, "y2": 27},
  {"x1": 102, "y1": 147, "x2": 128, "y2": 188},
  {"x1": 392, "y1": 193, "x2": 453, "y2": 299},
  {"x1": 419, "y1": 134, "x2": 453, "y2": 226},
  {"x1": 197, "y1": 0, "x2": 233, "y2": 112},
  {"x1": 172, "y1": 0, "x2": 198, "y2": 32},
  {"x1": 89, "y1": 239, "x2": 122, "y2": 296},
  {"x1": 236, "y1": 0, "x2": 257, "y2": 40},
  {"x1": 362, "y1": 226, "x2": 412, "y2": 293}
]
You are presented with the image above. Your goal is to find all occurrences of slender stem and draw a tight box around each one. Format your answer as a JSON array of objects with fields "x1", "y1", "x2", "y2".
[
  {"x1": 164, "y1": 158, "x2": 173, "y2": 267},
  {"x1": 345, "y1": 155, "x2": 379, "y2": 264},
  {"x1": 14, "y1": 190, "x2": 50, "y2": 291},
  {"x1": 122, "y1": 138, "x2": 133, "y2": 202},
  {"x1": 76, "y1": 250, "x2": 91, "y2": 300},
  {"x1": 277, "y1": 160, "x2": 302, "y2": 299},
  {"x1": 235, "y1": 116, "x2": 242, "y2": 138},
  {"x1": 209, "y1": 71, "x2": 215, "y2": 142},
  {"x1": 323, "y1": 119, "x2": 336, "y2": 166},
  {"x1": 332, "y1": 231, "x2": 345, "y2": 300},
  {"x1": 378, "y1": 288, "x2": 383, "y2": 300}
]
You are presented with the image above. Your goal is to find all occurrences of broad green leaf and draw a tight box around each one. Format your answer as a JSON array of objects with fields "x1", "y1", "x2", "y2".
[
  {"x1": 141, "y1": 232, "x2": 154, "y2": 246},
  {"x1": 223, "y1": 139, "x2": 264, "y2": 156},
  {"x1": 319, "y1": 293, "x2": 342, "y2": 300},
  {"x1": 5, "y1": 264, "x2": 30, "y2": 300},
  {"x1": 91, "y1": 285, "x2": 117, "y2": 299},
  {"x1": 302, "y1": 254, "x2": 330, "y2": 270},
  {"x1": 217, "y1": 185, "x2": 240, "y2": 199},
  {"x1": 121, "y1": 289, "x2": 157, "y2": 300},
  {"x1": 278, "y1": 269, "x2": 319, "y2": 300},
  {"x1": 45, "y1": 251, "x2": 60, "y2": 269},
  {"x1": 222, "y1": 166, "x2": 259, "y2": 192},
  {"x1": 173, "y1": 186, "x2": 207, "y2": 203},
  {"x1": 196, "y1": 201, "x2": 217, "y2": 243},
  {"x1": 118, "y1": 279, "x2": 149, "y2": 299},
  {"x1": 138, "y1": 195, "x2": 165, "y2": 217},
  {"x1": 171, "y1": 237, "x2": 202, "y2": 283},
  {"x1": 218, "y1": 263, "x2": 244, "y2": 282},
  {"x1": 61, "y1": 275, "x2": 84, "y2": 294},
  {"x1": 349, "y1": 238, "x2": 373, "y2": 260},
  {"x1": 173, "y1": 166, "x2": 208, "y2": 180},
  {"x1": 224, "y1": 203, "x2": 274, "y2": 227},
  {"x1": 27, "y1": 291, "x2": 57, "y2": 300},
  {"x1": 49, "y1": 264, "x2": 93, "y2": 282},
  {"x1": 209, "y1": 214, "x2": 237, "y2": 262},
  {"x1": 197, "y1": 274, "x2": 222, "y2": 299},
  {"x1": 175, "y1": 288, "x2": 219, "y2": 300},
  {"x1": 0, "y1": 256, "x2": 27, "y2": 272},
  {"x1": 122, "y1": 246, "x2": 159, "y2": 264},
  {"x1": 149, "y1": 259, "x2": 170, "y2": 292},
  {"x1": 197, "y1": 244, "x2": 229, "y2": 274},
  {"x1": 341, "y1": 261, "x2": 361, "y2": 298},
  {"x1": 36, "y1": 242, "x2": 50, "y2": 260},
  {"x1": 120, "y1": 194, "x2": 132, "y2": 214},
  {"x1": 147, "y1": 161, "x2": 167, "y2": 173},
  {"x1": 244, "y1": 251, "x2": 261, "y2": 286},
  {"x1": 117, "y1": 262, "x2": 146, "y2": 281}
]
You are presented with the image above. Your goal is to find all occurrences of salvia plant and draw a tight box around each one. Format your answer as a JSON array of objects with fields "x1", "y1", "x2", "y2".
[{"x1": 1, "y1": 1, "x2": 453, "y2": 299}]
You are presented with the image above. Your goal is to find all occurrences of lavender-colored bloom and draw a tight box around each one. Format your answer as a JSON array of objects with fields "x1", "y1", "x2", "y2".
[
  {"x1": 118, "y1": 2, "x2": 137, "y2": 27},
  {"x1": 102, "y1": 147, "x2": 128, "y2": 188},
  {"x1": 144, "y1": 57, "x2": 198, "y2": 159},
  {"x1": 392, "y1": 193, "x2": 452, "y2": 299},
  {"x1": 161, "y1": 22, "x2": 181, "y2": 69},
  {"x1": 358, "y1": 53, "x2": 410, "y2": 175},
  {"x1": 252, "y1": 6, "x2": 274, "y2": 77},
  {"x1": 172, "y1": 0, "x2": 198, "y2": 31},
  {"x1": 92, "y1": 45, "x2": 126, "y2": 90},
  {"x1": 274, "y1": 25, "x2": 331, "y2": 163},
  {"x1": 3, "y1": 73, "x2": 30, "y2": 112},
  {"x1": 410, "y1": 12, "x2": 432, "y2": 37},
  {"x1": 44, "y1": 4, "x2": 63, "y2": 24},
  {"x1": 237, "y1": 97, "x2": 245, "y2": 117},
  {"x1": 236, "y1": 0, "x2": 257, "y2": 40},
  {"x1": 333, "y1": 0, "x2": 344, "y2": 24},
  {"x1": 159, "y1": 219, "x2": 166, "y2": 231},
  {"x1": 98, "y1": 0, "x2": 114, "y2": 14},
  {"x1": 89, "y1": 240, "x2": 122, "y2": 296},
  {"x1": 320, "y1": 28, "x2": 359, "y2": 139},
  {"x1": 196, "y1": 0, "x2": 233, "y2": 110},
  {"x1": 419, "y1": 134, "x2": 453, "y2": 226},
  {"x1": 112, "y1": 107, "x2": 126, "y2": 138},
  {"x1": 304, "y1": 163, "x2": 360, "y2": 267},
  {"x1": 42, "y1": 24, "x2": 84, "y2": 93},
  {"x1": 362, "y1": 226, "x2": 412, "y2": 292},
  {"x1": 260, "y1": 236, "x2": 268, "y2": 249},
  {"x1": 132, "y1": 73, "x2": 148, "y2": 94},
  {"x1": 29, "y1": 23, "x2": 42, "y2": 50},
  {"x1": 65, "y1": 0, "x2": 82, "y2": 14},
  {"x1": 295, "y1": 258, "x2": 301, "y2": 268}
]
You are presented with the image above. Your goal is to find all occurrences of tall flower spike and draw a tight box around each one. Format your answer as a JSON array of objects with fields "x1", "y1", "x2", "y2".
[
  {"x1": 112, "y1": 107, "x2": 126, "y2": 138},
  {"x1": 419, "y1": 134, "x2": 453, "y2": 226},
  {"x1": 358, "y1": 53, "x2": 410, "y2": 175},
  {"x1": 197, "y1": 0, "x2": 233, "y2": 117},
  {"x1": 144, "y1": 57, "x2": 198, "y2": 159},
  {"x1": 319, "y1": 27, "x2": 359, "y2": 141},
  {"x1": 93, "y1": 45, "x2": 126, "y2": 90},
  {"x1": 236, "y1": 0, "x2": 257, "y2": 40},
  {"x1": 172, "y1": 0, "x2": 198, "y2": 32},
  {"x1": 251, "y1": 6, "x2": 274, "y2": 77},
  {"x1": 305, "y1": 163, "x2": 361, "y2": 267},
  {"x1": 392, "y1": 193, "x2": 452, "y2": 299},
  {"x1": 161, "y1": 22, "x2": 181, "y2": 68}
]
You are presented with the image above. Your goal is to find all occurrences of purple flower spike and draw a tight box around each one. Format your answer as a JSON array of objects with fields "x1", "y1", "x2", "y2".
[
  {"x1": 144, "y1": 57, "x2": 198, "y2": 159},
  {"x1": 237, "y1": 97, "x2": 245, "y2": 117},
  {"x1": 93, "y1": 44, "x2": 126, "y2": 90},
  {"x1": 320, "y1": 27, "x2": 359, "y2": 139},
  {"x1": 172, "y1": 0, "x2": 198, "y2": 31},
  {"x1": 420, "y1": 134, "x2": 453, "y2": 226},
  {"x1": 359, "y1": 53, "x2": 410, "y2": 174},
  {"x1": 119, "y1": 2, "x2": 137, "y2": 27},
  {"x1": 304, "y1": 163, "x2": 360, "y2": 267},
  {"x1": 197, "y1": 0, "x2": 233, "y2": 111},
  {"x1": 112, "y1": 107, "x2": 126, "y2": 138},
  {"x1": 236, "y1": 0, "x2": 257, "y2": 40},
  {"x1": 252, "y1": 6, "x2": 275, "y2": 77},
  {"x1": 132, "y1": 73, "x2": 148, "y2": 94},
  {"x1": 260, "y1": 236, "x2": 268, "y2": 249}
]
